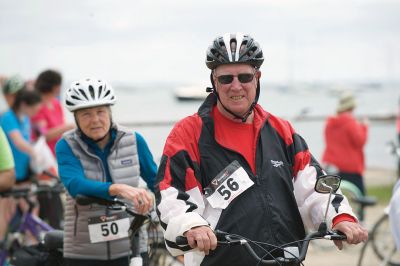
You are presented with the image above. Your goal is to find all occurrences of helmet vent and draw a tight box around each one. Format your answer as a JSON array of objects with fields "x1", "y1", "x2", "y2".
[
  {"x1": 65, "y1": 78, "x2": 116, "y2": 112},
  {"x1": 205, "y1": 33, "x2": 264, "y2": 69},
  {"x1": 230, "y1": 40, "x2": 237, "y2": 53},
  {"x1": 78, "y1": 89, "x2": 89, "y2": 100},
  {"x1": 88, "y1": 85, "x2": 95, "y2": 98}
]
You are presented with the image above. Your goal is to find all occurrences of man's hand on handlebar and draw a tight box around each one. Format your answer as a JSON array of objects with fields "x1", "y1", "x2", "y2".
[
  {"x1": 332, "y1": 221, "x2": 368, "y2": 250},
  {"x1": 184, "y1": 226, "x2": 217, "y2": 255},
  {"x1": 109, "y1": 184, "x2": 153, "y2": 214}
]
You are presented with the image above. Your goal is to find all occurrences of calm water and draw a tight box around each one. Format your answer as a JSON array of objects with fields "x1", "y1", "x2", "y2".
[
  {"x1": 1, "y1": 83, "x2": 398, "y2": 170},
  {"x1": 108, "y1": 84, "x2": 399, "y2": 170}
]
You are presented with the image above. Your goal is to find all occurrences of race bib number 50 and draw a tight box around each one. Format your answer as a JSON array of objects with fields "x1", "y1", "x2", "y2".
[
  {"x1": 204, "y1": 161, "x2": 254, "y2": 209},
  {"x1": 88, "y1": 212, "x2": 130, "y2": 243}
]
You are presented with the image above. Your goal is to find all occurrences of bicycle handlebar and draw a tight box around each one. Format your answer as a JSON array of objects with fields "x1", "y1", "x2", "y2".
[
  {"x1": 0, "y1": 182, "x2": 64, "y2": 198},
  {"x1": 176, "y1": 229, "x2": 346, "y2": 265},
  {"x1": 75, "y1": 194, "x2": 150, "y2": 235},
  {"x1": 75, "y1": 194, "x2": 148, "y2": 219},
  {"x1": 75, "y1": 194, "x2": 121, "y2": 206}
]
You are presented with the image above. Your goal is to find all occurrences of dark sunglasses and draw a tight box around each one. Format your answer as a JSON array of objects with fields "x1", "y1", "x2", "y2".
[{"x1": 216, "y1": 73, "x2": 256, "y2": 85}]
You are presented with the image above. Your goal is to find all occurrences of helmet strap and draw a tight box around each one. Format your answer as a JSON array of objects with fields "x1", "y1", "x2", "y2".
[{"x1": 209, "y1": 73, "x2": 260, "y2": 123}]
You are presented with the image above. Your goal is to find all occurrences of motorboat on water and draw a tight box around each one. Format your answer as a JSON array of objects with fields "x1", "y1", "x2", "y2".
[{"x1": 174, "y1": 85, "x2": 209, "y2": 101}]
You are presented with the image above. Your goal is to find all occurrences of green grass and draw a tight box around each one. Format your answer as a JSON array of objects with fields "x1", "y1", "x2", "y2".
[{"x1": 366, "y1": 185, "x2": 393, "y2": 204}]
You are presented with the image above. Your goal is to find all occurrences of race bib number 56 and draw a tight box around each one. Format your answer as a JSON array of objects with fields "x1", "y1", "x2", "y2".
[{"x1": 204, "y1": 161, "x2": 254, "y2": 209}]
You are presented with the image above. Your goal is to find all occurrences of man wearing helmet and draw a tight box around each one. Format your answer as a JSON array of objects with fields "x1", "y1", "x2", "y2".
[
  {"x1": 155, "y1": 33, "x2": 368, "y2": 265},
  {"x1": 55, "y1": 78, "x2": 156, "y2": 266}
]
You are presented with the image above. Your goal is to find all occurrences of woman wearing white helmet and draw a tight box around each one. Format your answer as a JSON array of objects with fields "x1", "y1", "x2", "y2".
[{"x1": 56, "y1": 78, "x2": 156, "y2": 266}]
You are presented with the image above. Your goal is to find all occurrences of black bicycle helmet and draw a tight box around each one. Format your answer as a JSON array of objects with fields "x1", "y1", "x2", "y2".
[
  {"x1": 205, "y1": 33, "x2": 264, "y2": 122},
  {"x1": 206, "y1": 33, "x2": 264, "y2": 70}
]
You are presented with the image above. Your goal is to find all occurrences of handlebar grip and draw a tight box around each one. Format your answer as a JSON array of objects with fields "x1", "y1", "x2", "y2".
[
  {"x1": 76, "y1": 194, "x2": 115, "y2": 206},
  {"x1": 176, "y1": 236, "x2": 189, "y2": 245},
  {"x1": 330, "y1": 230, "x2": 347, "y2": 240}
]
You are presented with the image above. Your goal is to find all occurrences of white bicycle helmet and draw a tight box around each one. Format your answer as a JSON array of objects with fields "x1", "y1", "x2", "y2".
[{"x1": 65, "y1": 78, "x2": 116, "y2": 112}]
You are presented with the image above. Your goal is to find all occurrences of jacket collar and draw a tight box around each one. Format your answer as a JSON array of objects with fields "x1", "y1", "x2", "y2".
[{"x1": 198, "y1": 93, "x2": 270, "y2": 132}]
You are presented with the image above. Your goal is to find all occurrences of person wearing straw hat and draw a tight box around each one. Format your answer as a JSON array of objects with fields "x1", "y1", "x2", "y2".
[{"x1": 322, "y1": 91, "x2": 369, "y2": 197}]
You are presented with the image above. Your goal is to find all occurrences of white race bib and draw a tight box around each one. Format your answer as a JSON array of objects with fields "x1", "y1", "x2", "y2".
[
  {"x1": 88, "y1": 212, "x2": 130, "y2": 243},
  {"x1": 204, "y1": 161, "x2": 254, "y2": 209}
]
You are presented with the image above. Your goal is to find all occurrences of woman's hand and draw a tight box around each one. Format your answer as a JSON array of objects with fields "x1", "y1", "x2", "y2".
[{"x1": 109, "y1": 184, "x2": 153, "y2": 214}]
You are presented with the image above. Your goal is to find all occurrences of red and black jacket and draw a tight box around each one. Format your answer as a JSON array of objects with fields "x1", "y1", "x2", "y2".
[{"x1": 156, "y1": 94, "x2": 354, "y2": 266}]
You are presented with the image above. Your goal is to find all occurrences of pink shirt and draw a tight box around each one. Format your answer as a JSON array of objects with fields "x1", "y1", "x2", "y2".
[{"x1": 31, "y1": 98, "x2": 65, "y2": 155}]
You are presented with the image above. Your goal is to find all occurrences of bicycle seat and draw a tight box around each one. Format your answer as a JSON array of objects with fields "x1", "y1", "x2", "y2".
[
  {"x1": 43, "y1": 230, "x2": 64, "y2": 250},
  {"x1": 351, "y1": 196, "x2": 377, "y2": 207}
]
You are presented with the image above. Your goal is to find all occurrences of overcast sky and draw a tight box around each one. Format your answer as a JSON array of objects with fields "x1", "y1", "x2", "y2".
[{"x1": 1, "y1": 0, "x2": 399, "y2": 86}]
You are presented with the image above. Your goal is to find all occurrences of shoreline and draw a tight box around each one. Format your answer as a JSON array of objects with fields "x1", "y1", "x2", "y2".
[{"x1": 364, "y1": 167, "x2": 398, "y2": 186}]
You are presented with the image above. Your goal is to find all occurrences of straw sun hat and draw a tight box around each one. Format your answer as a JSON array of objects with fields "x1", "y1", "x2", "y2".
[{"x1": 337, "y1": 91, "x2": 356, "y2": 113}]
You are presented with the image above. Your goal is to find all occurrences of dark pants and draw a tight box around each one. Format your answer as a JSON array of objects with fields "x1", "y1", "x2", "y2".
[
  {"x1": 37, "y1": 191, "x2": 64, "y2": 229},
  {"x1": 64, "y1": 256, "x2": 130, "y2": 266},
  {"x1": 339, "y1": 172, "x2": 366, "y2": 221},
  {"x1": 339, "y1": 172, "x2": 365, "y2": 196}
]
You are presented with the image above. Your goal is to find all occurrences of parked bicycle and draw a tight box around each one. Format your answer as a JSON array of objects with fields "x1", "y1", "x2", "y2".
[
  {"x1": 175, "y1": 174, "x2": 347, "y2": 265},
  {"x1": 357, "y1": 141, "x2": 400, "y2": 266},
  {"x1": 323, "y1": 164, "x2": 377, "y2": 222},
  {"x1": 0, "y1": 179, "x2": 64, "y2": 266},
  {"x1": 76, "y1": 195, "x2": 185, "y2": 266}
]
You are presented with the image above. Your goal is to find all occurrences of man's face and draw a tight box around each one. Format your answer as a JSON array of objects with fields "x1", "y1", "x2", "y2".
[
  {"x1": 213, "y1": 64, "x2": 261, "y2": 119},
  {"x1": 75, "y1": 105, "x2": 111, "y2": 140}
]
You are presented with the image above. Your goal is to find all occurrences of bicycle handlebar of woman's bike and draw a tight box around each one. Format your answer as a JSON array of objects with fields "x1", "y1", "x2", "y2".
[{"x1": 75, "y1": 194, "x2": 150, "y2": 235}]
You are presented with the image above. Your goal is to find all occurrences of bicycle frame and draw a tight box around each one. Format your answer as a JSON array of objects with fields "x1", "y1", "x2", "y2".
[
  {"x1": 0, "y1": 183, "x2": 61, "y2": 265},
  {"x1": 0, "y1": 210, "x2": 54, "y2": 266}
]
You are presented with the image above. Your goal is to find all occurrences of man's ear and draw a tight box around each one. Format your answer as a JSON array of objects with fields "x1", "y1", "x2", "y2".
[{"x1": 256, "y1": 71, "x2": 262, "y2": 79}]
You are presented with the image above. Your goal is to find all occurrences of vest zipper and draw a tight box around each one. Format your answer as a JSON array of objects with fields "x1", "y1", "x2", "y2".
[
  {"x1": 106, "y1": 207, "x2": 111, "y2": 260},
  {"x1": 74, "y1": 204, "x2": 78, "y2": 236}
]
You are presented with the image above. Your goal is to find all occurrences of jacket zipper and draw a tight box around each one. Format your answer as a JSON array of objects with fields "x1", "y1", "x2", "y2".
[{"x1": 213, "y1": 114, "x2": 276, "y2": 244}]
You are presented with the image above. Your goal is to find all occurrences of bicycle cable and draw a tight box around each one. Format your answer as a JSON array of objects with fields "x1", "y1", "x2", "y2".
[
  {"x1": 227, "y1": 232, "x2": 326, "y2": 266},
  {"x1": 226, "y1": 233, "x2": 282, "y2": 266}
]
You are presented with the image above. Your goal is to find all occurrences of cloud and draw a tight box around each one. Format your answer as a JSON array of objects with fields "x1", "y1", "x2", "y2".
[{"x1": 0, "y1": 0, "x2": 399, "y2": 83}]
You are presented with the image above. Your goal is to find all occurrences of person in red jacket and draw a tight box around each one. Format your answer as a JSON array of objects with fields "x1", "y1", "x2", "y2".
[{"x1": 322, "y1": 91, "x2": 368, "y2": 196}]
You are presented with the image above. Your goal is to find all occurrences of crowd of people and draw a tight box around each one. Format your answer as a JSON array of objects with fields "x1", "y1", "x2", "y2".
[{"x1": 0, "y1": 32, "x2": 398, "y2": 266}]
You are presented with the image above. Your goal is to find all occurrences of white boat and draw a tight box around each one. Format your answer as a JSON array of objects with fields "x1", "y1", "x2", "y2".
[{"x1": 174, "y1": 85, "x2": 209, "y2": 101}]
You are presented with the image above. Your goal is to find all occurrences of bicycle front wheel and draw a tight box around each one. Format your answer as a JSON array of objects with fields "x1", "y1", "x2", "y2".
[{"x1": 371, "y1": 214, "x2": 400, "y2": 266}]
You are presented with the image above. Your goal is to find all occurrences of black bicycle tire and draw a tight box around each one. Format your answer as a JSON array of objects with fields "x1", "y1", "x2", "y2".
[
  {"x1": 370, "y1": 214, "x2": 400, "y2": 266},
  {"x1": 357, "y1": 237, "x2": 371, "y2": 266}
]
